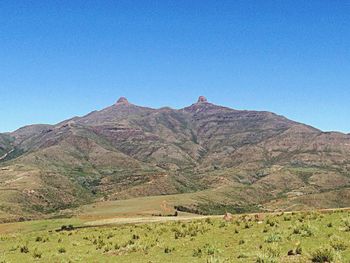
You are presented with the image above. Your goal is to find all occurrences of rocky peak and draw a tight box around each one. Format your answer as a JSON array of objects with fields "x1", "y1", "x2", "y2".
[
  {"x1": 116, "y1": 97, "x2": 130, "y2": 105},
  {"x1": 197, "y1": 96, "x2": 208, "y2": 103}
]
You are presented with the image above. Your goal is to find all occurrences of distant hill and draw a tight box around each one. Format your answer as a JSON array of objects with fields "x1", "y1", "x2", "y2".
[{"x1": 1, "y1": 96, "x2": 350, "y2": 221}]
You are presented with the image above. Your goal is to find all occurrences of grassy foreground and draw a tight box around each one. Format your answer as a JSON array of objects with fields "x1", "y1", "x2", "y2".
[{"x1": 1, "y1": 210, "x2": 350, "y2": 262}]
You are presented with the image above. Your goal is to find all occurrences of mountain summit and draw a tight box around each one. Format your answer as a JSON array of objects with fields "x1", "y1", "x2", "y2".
[
  {"x1": 116, "y1": 97, "x2": 130, "y2": 105},
  {"x1": 197, "y1": 96, "x2": 208, "y2": 103},
  {"x1": 1, "y1": 97, "x2": 350, "y2": 221}
]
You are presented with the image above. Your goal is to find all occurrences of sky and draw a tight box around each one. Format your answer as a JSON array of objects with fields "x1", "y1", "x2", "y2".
[{"x1": 0, "y1": 0, "x2": 349, "y2": 133}]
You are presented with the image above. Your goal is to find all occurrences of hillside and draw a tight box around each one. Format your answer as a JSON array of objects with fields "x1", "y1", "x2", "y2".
[{"x1": 1, "y1": 96, "x2": 350, "y2": 221}]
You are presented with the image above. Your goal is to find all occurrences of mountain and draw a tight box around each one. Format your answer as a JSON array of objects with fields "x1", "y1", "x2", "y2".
[{"x1": 1, "y1": 96, "x2": 350, "y2": 221}]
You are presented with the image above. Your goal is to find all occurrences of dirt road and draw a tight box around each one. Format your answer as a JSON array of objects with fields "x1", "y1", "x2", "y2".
[{"x1": 84, "y1": 215, "x2": 221, "y2": 227}]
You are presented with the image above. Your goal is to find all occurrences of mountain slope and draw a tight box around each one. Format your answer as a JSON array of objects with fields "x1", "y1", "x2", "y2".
[{"x1": 1, "y1": 96, "x2": 350, "y2": 221}]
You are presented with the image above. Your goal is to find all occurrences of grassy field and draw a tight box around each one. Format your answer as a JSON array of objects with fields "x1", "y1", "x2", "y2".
[{"x1": 1, "y1": 210, "x2": 350, "y2": 262}]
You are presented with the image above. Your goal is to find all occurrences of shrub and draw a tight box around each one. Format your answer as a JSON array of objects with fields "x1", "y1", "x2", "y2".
[
  {"x1": 193, "y1": 244, "x2": 219, "y2": 257},
  {"x1": 256, "y1": 244, "x2": 280, "y2": 263},
  {"x1": 103, "y1": 246, "x2": 112, "y2": 253},
  {"x1": 206, "y1": 255, "x2": 224, "y2": 263},
  {"x1": 292, "y1": 223, "x2": 313, "y2": 237},
  {"x1": 32, "y1": 248, "x2": 42, "y2": 259},
  {"x1": 60, "y1": 225, "x2": 74, "y2": 231},
  {"x1": 265, "y1": 244, "x2": 281, "y2": 258},
  {"x1": 58, "y1": 247, "x2": 66, "y2": 253},
  {"x1": 132, "y1": 234, "x2": 139, "y2": 240},
  {"x1": 193, "y1": 248, "x2": 202, "y2": 257},
  {"x1": 164, "y1": 246, "x2": 175, "y2": 253},
  {"x1": 311, "y1": 247, "x2": 336, "y2": 263},
  {"x1": 284, "y1": 216, "x2": 291, "y2": 221},
  {"x1": 296, "y1": 244, "x2": 302, "y2": 255},
  {"x1": 205, "y1": 218, "x2": 212, "y2": 225},
  {"x1": 35, "y1": 236, "x2": 43, "y2": 242},
  {"x1": 219, "y1": 222, "x2": 226, "y2": 228},
  {"x1": 301, "y1": 224, "x2": 314, "y2": 237},
  {"x1": 239, "y1": 239, "x2": 245, "y2": 245},
  {"x1": 266, "y1": 219, "x2": 276, "y2": 227},
  {"x1": 237, "y1": 253, "x2": 248, "y2": 259},
  {"x1": 20, "y1": 245, "x2": 29, "y2": 253},
  {"x1": 265, "y1": 233, "x2": 282, "y2": 243},
  {"x1": 342, "y1": 218, "x2": 350, "y2": 232},
  {"x1": 256, "y1": 253, "x2": 278, "y2": 263},
  {"x1": 204, "y1": 244, "x2": 219, "y2": 255},
  {"x1": 293, "y1": 227, "x2": 301, "y2": 234},
  {"x1": 172, "y1": 223, "x2": 209, "y2": 239},
  {"x1": 330, "y1": 236, "x2": 348, "y2": 251}
]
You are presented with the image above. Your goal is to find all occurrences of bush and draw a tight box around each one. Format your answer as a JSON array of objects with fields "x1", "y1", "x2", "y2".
[
  {"x1": 32, "y1": 248, "x2": 42, "y2": 259},
  {"x1": 284, "y1": 216, "x2": 291, "y2": 221},
  {"x1": 204, "y1": 244, "x2": 219, "y2": 255},
  {"x1": 20, "y1": 245, "x2": 29, "y2": 253},
  {"x1": 58, "y1": 247, "x2": 66, "y2": 253},
  {"x1": 60, "y1": 225, "x2": 74, "y2": 231},
  {"x1": 35, "y1": 236, "x2": 43, "y2": 242},
  {"x1": 256, "y1": 244, "x2": 280, "y2": 263},
  {"x1": 193, "y1": 244, "x2": 219, "y2": 257},
  {"x1": 219, "y1": 222, "x2": 226, "y2": 228},
  {"x1": 103, "y1": 246, "x2": 112, "y2": 253},
  {"x1": 296, "y1": 244, "x2": 302, "y2": 255},
  {"x1": 164, "y1": 246, "x2": 174, "y2": 253},
  {"x1": 265, "y1": 244, "x2": 281, "y2": 258},
  {"x1": 205, "y1": 218, "x2": 212, "y2": 225},
  {"x1": 256, "y1": 253, "x2": 278, "y2": 263},
  {"x1": 330, "y1": 236, "x2": 348, "y2": 251},
  {"x1": 265, "y1": 233, "x2": 282, "y2": 243},
  {"x1": 132, "y1": 234, "x2": 139, "y2": 240},
  {"x1": 266, "y1": 219, "x2": 276, "y2": 227},
  {"x1": 292, "y1": 223, "x2": 313, "y2": 237},
  {"x1": 239, "y1": 239, "x2": 245, "y2": 245},
  {"x1": 342, "y1": 218, "x2": 350, "y2": 232},
  {"x1": 311, "y1": 247, "x2": 336, "y2": 263},
  {"x1": 237, "y1": 253, "x2": 248, "y2": 259},
  {"x1": 206, "y1": 255, "x2": 224, "y2": 263},
  {"x1": 193, "y1": 248, "x2": 202, "y2": 257}
]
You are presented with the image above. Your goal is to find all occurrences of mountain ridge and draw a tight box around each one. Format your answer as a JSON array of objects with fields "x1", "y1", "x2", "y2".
[{"x1": 1, "y1": 96, "x2": 350, "y2": 221}]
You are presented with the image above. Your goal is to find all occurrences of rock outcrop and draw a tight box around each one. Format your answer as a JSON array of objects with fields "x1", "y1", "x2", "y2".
[
  {"x1": 197, "y1": 96, "x2": 208, "y2": 103},
  {"x1": 116, "y1": 97, "x2": 129, "y2": 105}
]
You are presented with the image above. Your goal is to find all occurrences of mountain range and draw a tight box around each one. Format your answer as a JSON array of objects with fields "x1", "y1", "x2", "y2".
[{"x1": 1, "y1": 96, "x2": 350, "y2": 221}]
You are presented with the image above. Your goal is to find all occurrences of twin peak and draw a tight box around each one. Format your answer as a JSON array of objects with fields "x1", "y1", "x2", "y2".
[{"x1": 115, "y1": 96, "x2": 209, "y2": 106}]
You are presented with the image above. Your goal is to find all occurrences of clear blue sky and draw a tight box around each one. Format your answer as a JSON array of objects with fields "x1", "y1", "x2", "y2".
[{"x1": 1, "y1": 0, "x2": 349, "y2": 133}]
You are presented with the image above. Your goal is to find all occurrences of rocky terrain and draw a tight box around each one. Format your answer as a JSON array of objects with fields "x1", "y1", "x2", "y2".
[{"x1": 1, "y1": 96, "x2": 350, "y2": 221}]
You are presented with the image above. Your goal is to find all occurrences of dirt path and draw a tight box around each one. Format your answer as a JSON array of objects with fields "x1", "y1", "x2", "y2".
[{"x1": 84, "y1": 215, "x2": 221, "y2": 227}]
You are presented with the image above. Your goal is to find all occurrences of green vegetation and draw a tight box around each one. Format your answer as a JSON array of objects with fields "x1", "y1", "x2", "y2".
[{"x1": 1, "y1": 210, "x2": 350, "y2": 262}]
